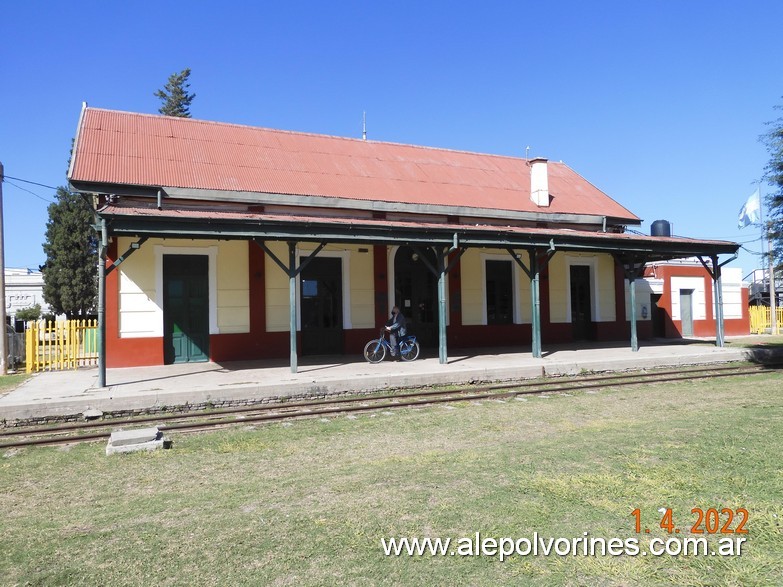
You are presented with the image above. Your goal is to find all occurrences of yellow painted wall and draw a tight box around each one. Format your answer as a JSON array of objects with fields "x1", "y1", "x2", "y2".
[
  {"x1": 117, "y1": 236, "x2": 159, "y2": 337},
  {"x1": 460, "y1": 249, "x2": 484, "y2": 325},
  {"x1": 459, "y1": 248, "x2": 532, "y2": 325},
  {"x1": 116, "y1": 237, "x2": 250, "y2": 337},
  {"x1": 215, "y1": 240, "x2": 250, "y2": 333},
  {"x1": 596, "y1": 254, "x2": 616, "y2": 322},
  {"x1": 348, "y1": 246, "x2": 375, "y2": 328},
  {"x1": 265, "y1": 241, "x2": 291, "y2": 332},
  {"x1": 548, "y1": 254, "x2": 569, "y2": 323},
  {"x1": 265, "y1": 243, "x2": 375, "y2": 332},
  {"x1": 548, "y1": 253, "x2": 616, "y2": 323}
]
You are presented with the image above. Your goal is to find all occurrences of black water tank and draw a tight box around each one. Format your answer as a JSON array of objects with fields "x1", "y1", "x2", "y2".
[{"x1": 651, "y1": 219, "x2": 671, "y2": 237}]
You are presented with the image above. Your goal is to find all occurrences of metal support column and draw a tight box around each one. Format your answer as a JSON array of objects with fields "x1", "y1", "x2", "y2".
[
  {"x1": 698, "y1": 254, "x2": 735, "y2": 348},
  {"x1": 411, "y1": 245, "x2": 466, "y2": 366},
  {"x1": 711, "y1": 255, "x2": 725, "y2": 348},
  {"x1": 613, "y1": 253, "x2": 647, "y2": 353},
  {"x1": 253, "y1": 239, "x2": 326, "y2": 374},
  {"x1": 530, "y1": 249, "x2": 542, "y2": 358},
  {"x1": 507, "y1": 246, "x2": 552, "y2": 359},
  {"x1": 288, "y1": 242, "x2": 298, "y2": 373},
  {"x1": 629, "y1": 276, "x2": 639, "y2": 352},
  {"x1": 97, "y1": 219, "x2": 108, "y2": 387},
  {"x1": 437, "y1": 248, "x2": 448, "y2": 364}
]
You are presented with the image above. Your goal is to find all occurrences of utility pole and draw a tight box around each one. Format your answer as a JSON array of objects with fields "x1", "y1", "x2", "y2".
[
  {"x1": 770, "y1": 232, "x2": 778, "y2": 335},
  {"x1": 0, "y1": 162, "x2": 7, "y2": 375}
]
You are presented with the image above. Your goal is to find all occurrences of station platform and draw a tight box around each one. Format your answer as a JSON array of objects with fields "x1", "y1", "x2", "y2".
[{"x1": 0, "y1": 339, "x2": 769, "y2": 422}]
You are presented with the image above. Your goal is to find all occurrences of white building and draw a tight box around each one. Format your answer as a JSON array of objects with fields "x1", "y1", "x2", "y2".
[{"x1": 4, "y1": 268, "x2": 52, "y2": 323}]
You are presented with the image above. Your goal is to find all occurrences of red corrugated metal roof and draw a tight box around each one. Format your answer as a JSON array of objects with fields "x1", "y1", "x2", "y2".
[{"x1": 71, "y1": 108, "x2": 640, "y2": 222}]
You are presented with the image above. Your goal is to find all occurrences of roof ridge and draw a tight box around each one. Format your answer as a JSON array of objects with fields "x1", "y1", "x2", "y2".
[{"x1": 84, "y1": 106, "x2": 552, "y2": 164}]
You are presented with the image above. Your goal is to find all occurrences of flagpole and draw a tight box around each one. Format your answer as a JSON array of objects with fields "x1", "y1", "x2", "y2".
[{"x1": 759, "y1": 188, "x2": 766, "y2": 278}]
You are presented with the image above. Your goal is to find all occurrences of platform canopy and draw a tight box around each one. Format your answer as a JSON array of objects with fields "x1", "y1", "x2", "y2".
[{"x1": 94, "y1": 203, "x2": 737, "y2": 261}]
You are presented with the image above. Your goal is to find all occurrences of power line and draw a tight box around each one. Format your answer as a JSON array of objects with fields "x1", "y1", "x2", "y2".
[
  {"x1": 3, "y1": 179, "x2": 55, "y2": 204},
  {"x1": 1, "y1": 174, "x2": 61, "y2": 191},
  {"x1": 735, "y1": 236, "x2": 763, "y2": 244}
]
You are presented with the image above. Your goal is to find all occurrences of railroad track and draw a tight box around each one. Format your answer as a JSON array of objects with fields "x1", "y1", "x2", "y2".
[{"x1": 0, "y1": 363, "x2": 775, "y2": 450}]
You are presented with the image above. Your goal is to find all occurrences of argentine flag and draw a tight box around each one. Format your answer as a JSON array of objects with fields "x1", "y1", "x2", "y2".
[{"x1": 738, "y1": 189, "x2": 761, "y2": 228}]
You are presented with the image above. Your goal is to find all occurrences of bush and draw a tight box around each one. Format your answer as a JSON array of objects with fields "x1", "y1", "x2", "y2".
[{"x1": 14, "y1": 304, "x2": 41, "y2": 321}]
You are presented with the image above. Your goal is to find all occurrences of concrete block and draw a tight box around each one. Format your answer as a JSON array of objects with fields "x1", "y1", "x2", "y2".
[
  {"x1": 106, "y1": 426, "x2": 165, "y2": 455},
  {"x1": 83, "y1": 408, "x2": 103, "y2": 420},
  {"x1": 106, "y1": 437, "x2": 165, "y2": 456},
  {"x1": 110, "y1": 427, "x2": 160, "y2": 446}
]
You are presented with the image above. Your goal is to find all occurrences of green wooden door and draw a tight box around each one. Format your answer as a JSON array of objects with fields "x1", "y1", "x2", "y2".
[{"x1": 163, "y1": 255, "x2": 210, "y2": 364}]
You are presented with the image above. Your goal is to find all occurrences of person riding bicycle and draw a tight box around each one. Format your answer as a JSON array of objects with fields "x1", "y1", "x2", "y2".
[{"x1": 385, "y1": 306, "x2": 407, "y2": 359}]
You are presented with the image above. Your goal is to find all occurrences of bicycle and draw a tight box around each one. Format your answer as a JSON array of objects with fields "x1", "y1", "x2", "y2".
[{"x1": 363, "y1": 328, "x2": 420, "y2": 363}]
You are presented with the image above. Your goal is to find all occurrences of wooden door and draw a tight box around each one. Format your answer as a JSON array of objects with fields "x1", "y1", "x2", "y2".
[
  {"x1": 570, "y1": 265, "x2": 593, "y2": 341},
  {"x1": 300, "y1": 257, "x2": 343, "y2": 355},
  {"x1": 163, "y1": 255, "x2": 210, "y2": 364}
]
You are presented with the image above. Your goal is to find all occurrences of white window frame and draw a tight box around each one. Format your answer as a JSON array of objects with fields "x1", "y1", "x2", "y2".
[
  {"x1": 387, "y1": 245, "x2": 449, "y2": 325},
  {"x1": 154, "y1": 245, "x2": 219, "y2": 336},
  {"x1": 296, "y1": 247, "x2": 352, "y2": 330},
  {"x1": 564, "y1": 256, "x2": 601, "y2": 323},
  {"x1": 671, "y1": 276, "x2": 706, "y2": 321},
  {"x1": 480, "y1": 254, "x2": 522, "y2": 325}
]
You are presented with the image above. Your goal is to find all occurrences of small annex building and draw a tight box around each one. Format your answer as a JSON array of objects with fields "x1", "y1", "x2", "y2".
[
  {"x1": 67, "y1": 105, "x2": 740, "y2": 379},
  {"x1": 642, "y1": 259, "x2": 750, "y2": 338}
]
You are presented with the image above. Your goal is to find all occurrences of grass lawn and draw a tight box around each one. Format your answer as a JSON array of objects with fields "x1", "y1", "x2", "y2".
[
  {"x1": 0, "y1": 373, "x2": 29, "y2": 395},
  {"x1": 725, "y1": 334, "x2": 783, "y2": 348},
  {"x1": 2, "y1": 370, "x2": 782, "y2": 586}
]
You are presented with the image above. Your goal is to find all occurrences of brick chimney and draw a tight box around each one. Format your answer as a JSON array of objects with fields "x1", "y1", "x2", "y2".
[{"x1": 529, "y1": 157, "x2": 549, "y2": 207}]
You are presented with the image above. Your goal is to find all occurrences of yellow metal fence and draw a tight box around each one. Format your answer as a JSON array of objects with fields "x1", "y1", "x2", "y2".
[
  {"x1": 749, "y1": 306, "x2": 783, "y2": 335},
  {"x1": 25, "y1": 320, "x2": 99, "y2": 373}
]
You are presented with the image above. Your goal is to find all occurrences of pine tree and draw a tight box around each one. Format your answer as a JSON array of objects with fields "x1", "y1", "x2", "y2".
[
  {"x1": 763, "y1": 96, "x2": 783, "y2": 268},
  {"x1": 41, "y1": 188, "x2": 97, "y2": 317},
  {"x1": 155, "y1": 68, "x2": 196, "y2": 117}
]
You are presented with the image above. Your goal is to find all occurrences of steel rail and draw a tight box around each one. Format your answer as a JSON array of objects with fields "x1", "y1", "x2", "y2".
[
  {"x1": 0, "y1": 363, "x2": 766, "y2": 438},
  {"x1": 0, "y1": 363, "x2": 775, "y2": 449}
]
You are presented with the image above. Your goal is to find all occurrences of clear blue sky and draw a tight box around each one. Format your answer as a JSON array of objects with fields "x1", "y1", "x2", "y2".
[{"x1": 2, "y1": 1, "x2": 781, "y2": 276}]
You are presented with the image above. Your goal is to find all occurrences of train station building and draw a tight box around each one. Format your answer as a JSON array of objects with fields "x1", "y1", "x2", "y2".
[{"x1": 67, "y1": 106, "x2": 740, "y2": 381}]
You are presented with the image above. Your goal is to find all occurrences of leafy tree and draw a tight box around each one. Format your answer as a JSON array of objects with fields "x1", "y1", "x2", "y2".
[
  {"x1": 41, "y1": 187, "x2": 97, "y2": 318},
  {"x1": 763, "y1": 96, "x2": 783, "y2": 268},
  {"x1": 14, "y1": 304, "x2": 41, "y2": 321},
  {"x1": 155, "y1": 68, "x2": 196, "y2": 117}
]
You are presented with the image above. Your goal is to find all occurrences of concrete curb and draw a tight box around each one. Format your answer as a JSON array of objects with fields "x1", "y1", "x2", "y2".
[{"x1": 1, "y1": 345, "x2": 765, "y2": 423}]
